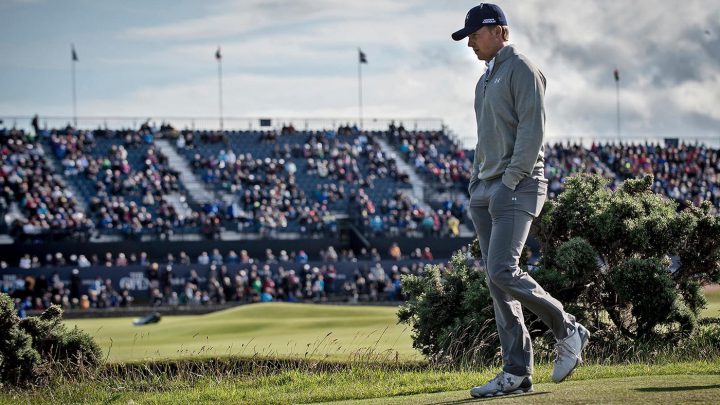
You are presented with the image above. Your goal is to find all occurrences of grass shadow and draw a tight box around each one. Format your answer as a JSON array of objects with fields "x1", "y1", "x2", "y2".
[
  {"x1": 433, "y1": 391, "x2": 550, "y2": 404},
  {"x1": 635, "y1": 384, "x2": 720, "y2": 393}
]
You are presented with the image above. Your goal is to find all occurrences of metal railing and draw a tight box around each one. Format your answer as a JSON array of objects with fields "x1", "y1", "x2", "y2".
[
  {"x1": 0, "y1": 115, "x2": 445, "y2": 133},
  {"x1": 544, "y1": 134, "x2": 720, "y2": 148},
  {"x1": 3, "y1": 115, "x2": 717, "y2": 148}
]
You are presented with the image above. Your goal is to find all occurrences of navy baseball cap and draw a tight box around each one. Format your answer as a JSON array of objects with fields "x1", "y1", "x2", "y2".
[{"x1": 451, "y1": 3, "x2": 508, "y2": 41}]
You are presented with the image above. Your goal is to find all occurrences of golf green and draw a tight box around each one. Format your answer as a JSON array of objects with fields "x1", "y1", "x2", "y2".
[
  {"x1": 66, "y1": 285, "x2": 720, "y2": 363},
  {"x1": 66, "y1": 303, "x2": 420, "y2": 362}
]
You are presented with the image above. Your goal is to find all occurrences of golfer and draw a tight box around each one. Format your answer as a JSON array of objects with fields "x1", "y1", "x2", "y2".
[{"x1": 452, "y1": 3, "x2": 589, "y2": 398}]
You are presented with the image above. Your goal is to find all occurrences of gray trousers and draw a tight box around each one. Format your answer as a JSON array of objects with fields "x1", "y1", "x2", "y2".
[{"x1": 468, "y1": 176, "x2": 574, "y2": 376}]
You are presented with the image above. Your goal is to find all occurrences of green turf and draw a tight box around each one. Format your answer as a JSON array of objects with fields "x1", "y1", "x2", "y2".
[
  {"x1": 703, "y1": 285, "x2": 720, "y2": 319},
  {"x1": 66, "y1": 303, "x2": 421, "y2": 362},
  {"x1": 319, "y1": 374, "x2": 720, "y2": 404}
]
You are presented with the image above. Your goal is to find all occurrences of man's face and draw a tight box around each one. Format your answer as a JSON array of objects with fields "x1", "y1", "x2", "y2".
[{"x1": 467, "y1": 26, "x2": 499, "y2": 61}]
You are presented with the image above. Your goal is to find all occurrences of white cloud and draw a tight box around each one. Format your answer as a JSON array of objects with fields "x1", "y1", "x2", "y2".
[
  {"x1": 3, "y1": 0, "x2": 720, "y2": 148},
  {"x1": 120, "y1": 0, "x2": 410, "y2": 41}
]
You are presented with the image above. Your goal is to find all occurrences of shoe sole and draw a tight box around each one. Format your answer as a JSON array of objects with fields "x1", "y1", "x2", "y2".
[
  {"x1": 554, "y1": 325, "x2": 590, "y2": 383},
  {"x1": 470, "y1": 387, "x2": 534, "y2": 398}
]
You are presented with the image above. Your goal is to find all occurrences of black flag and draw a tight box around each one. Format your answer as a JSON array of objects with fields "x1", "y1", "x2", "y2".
[
  {"x1": 215, "y1": 46, "x2": 222, "y2": 61},
  {"x1": 72, "y1": 45, "x2": 78, "y2": 62},
  {"x1": 359, "y1": 49, "x2": 367, "y2": 64}
]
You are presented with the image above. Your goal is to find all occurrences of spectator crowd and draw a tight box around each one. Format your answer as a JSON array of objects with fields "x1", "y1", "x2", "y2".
[
  {"x1": 2, "y1": 122, "x2": 719, "y2": 244},
  {"x1": 3, "y1": 244, "x2": 448, "y2": 316},
  {"x1": 1, "y1": 128, "x2": 92, "y2": 240}
]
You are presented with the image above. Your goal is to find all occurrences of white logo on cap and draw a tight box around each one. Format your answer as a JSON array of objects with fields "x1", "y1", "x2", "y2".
[{"x1": 482, "y1": 18, "x2": 496, "y2": 24}]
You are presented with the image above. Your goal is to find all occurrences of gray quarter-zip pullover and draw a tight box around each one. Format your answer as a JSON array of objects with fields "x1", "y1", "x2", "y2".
[{"x1": 470, "y1": 44, "x2": 546, "y2": 191}]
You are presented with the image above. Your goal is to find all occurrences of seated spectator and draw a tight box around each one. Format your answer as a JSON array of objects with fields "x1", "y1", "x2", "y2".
[
  {"x1": 226, "y1": 250, "x2": 239, "y2": 264},
  {"x1": 388, "y1": 242, "x2": 402, "y2": 261},
  {"x1": 77, "y1": 255, "x2": 92, "y2": 268},
  {"x1": 198, "y1": 251, "x2": 210, "y2": 265}
]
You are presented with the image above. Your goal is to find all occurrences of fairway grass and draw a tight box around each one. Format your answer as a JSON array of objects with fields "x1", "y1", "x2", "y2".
[
  {"x1": 66, "y1": 303, "x2": 421, "y2": 362},
  {"x1": 703, "y1": 284, "x2": 720, "y2": 319},
  {"x1": 320, "y1": 374, "x2": 720, "y2": 404}
]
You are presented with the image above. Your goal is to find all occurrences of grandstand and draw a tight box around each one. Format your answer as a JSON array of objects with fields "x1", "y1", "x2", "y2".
[
  {"x1": 2, "y1": 117, "x2": 719, "y2": 313},
  {"x1": 1, "y1": 120, "x2": 475, "y2": 243}
]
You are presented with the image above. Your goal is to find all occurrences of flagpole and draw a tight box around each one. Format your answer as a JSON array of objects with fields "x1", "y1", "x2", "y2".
[
  {"x1": 616, "y1": 80, "x2": 620, "y2": 143},
  {"x1": 615, "y1": 68, "x2": 620, "y2": 143},
  {"x1": 217, "y1": 48, "x2": 224, "y2": 131},
  {"x1": 358, "y1": 50, "x2": 363, "y2": 129},
  {"x1": 72, "y1": 45, "x2": 77, "y2": 128}
]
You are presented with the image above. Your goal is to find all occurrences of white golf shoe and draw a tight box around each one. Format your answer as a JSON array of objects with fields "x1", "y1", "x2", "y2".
[
  {"x1": 552, "y1": 322, "x2": 590, "y2": 383},
  {"x1": 470, "y1": 371, "x2": 533, "y2": 398}
]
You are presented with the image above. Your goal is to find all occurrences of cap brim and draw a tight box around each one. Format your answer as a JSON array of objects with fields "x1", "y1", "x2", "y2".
[{"x1": 451, "y1": 25, "x2": 480, "y2": 41}]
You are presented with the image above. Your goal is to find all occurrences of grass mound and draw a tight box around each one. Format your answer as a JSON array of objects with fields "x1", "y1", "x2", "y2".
[{"x1": 66, "y1": 303, "x2": 419, "y2": 362}]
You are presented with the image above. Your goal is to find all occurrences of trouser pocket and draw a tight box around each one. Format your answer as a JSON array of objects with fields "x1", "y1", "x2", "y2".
[
  {"x1": 514, "y1": 177, "x2": 547, "y2": 217},
  {"x1": 492, "y1": 177, "x2": 547, "y2": 217}
]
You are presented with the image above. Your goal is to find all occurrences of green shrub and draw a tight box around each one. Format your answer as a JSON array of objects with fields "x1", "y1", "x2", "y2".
[
  {"x1": 398, "y1": 250, "x2": 497, "y2": 366},
  {"x1": 609, "y1": 257, "x2": 678, "y2": 338},
  {"x1": 0, "y1": 293, "x2": 40, "y2": 386},
  {"x1": 399, "y1": 174, "x2": 720, "y2": 365},
  {"x1": 535, "y1": 174, "x2": 719, "y2": 341},
  {"x1": 0, "y1": 293, "x2": 103, "y2": 387}
]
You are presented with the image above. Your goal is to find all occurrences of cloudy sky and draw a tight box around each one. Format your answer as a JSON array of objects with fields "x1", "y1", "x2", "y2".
[{"x1": 1, "y1": 0, "x2": 718, "y2": 148}]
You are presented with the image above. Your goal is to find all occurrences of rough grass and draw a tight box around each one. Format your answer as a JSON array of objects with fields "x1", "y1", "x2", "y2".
[{"x1": 2, "y1": 359, "x2": 719, "y2": 404}]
